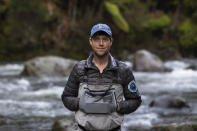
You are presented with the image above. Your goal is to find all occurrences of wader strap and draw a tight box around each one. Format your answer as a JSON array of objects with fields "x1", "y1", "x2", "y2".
[
  {"x1": 78, "y1": 124, "x2": 86, "y2": 131},
  {"x1": 83, "y1": 68, "x2": 88, "y2": 83},
  {"x1": 112, "y1": 70, "x2": 118, "y2": 83},
  {"x1": 110, "y1": 126, "x2": 121, "y2": 131}
]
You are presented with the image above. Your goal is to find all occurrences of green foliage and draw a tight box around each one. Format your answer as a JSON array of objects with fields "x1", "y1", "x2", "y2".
[
  {"x1": 104, "y1": 1, "x2": 129, "y2": 32},
  {"x1": 144, "y1": 15, "x2": 171, "y2": 30},
  {"x1": 183, "y1": 0, "x2": 197, "y2": 21},
  {"x1": 179, "y1": 20, "x2": 197, "y2": 48},
  {"x1": 2, "y1": 0, "x2": 49, "y2": 53},
  {"x1": 0, "y1": 0, "x2": 10, "y2": 33},
  {"x1": 183, "y1": 0, "x2": 197, "y2": 9},
  {"x1": 0, "y1": 1, "x2": 8, "y2": 13},
  {"x1": 109, "y1": 0, "x2": 137, "y2": 9},
  {"x1": 2, "y1": 0, "x2": 197, "y2": 61}
]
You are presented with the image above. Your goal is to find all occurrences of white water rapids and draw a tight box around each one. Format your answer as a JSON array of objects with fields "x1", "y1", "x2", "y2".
[{"x1": 0, "y1": 59, "x2": 197, "y2": 131}]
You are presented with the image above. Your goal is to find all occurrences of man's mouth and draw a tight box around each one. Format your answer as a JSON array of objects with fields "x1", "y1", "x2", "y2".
[{"x1": 97, "y1": 48, "x2": 105, "y2": 50}]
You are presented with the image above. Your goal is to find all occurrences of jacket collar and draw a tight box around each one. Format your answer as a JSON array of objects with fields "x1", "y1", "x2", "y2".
[{"x1": 85, "y1": 52, "x2": 118, "y2": 70}]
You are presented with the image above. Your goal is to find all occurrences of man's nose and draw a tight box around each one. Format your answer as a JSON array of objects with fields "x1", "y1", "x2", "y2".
[{"x1": 98, "y1": 39, "x2": 104, "y2": 45}]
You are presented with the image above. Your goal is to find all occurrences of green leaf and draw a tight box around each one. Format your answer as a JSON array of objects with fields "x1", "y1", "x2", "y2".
[
  {"x1": 179, "y1": 19, "x2": 192, "y2": 32},
  {"x1": 178, "y1": 20, "x2": 197, "y2": 47},
  {"x1": 104, "y1": 1, "x2": 129, "y2": 32},
  {"x1": 144, "y1": 15, "x2": 171, "y2": 30}
]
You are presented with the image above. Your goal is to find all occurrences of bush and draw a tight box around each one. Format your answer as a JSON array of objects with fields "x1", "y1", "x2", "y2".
[
  {"x1": 144, "y1": 14, "x2": 171, "y2": 31},
  {"x1": 179, "y1": 19, "x2": 197, "y2": 48}
]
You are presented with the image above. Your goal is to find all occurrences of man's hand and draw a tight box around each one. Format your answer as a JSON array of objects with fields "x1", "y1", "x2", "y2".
[{"x1": 116, "y1": 103, "x2": 120, "y2": 112}]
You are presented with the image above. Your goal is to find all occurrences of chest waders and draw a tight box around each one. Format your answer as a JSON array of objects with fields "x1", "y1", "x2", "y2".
[{"x1": 75, "y1": 70, "x2": 124, "y2": 131}]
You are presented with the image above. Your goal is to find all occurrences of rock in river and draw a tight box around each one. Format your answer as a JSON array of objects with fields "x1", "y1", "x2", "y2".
[
  {"x1": 21, "y1": 56, "x2": 78, "y2": 76},
  {"x1": 52, "y1": 119, "x2": 80, "y2": 131},
  {"x1": 152, "y1": 123, "x2": 197, "y2": 131},
  {"x1": 133, "y1": 49, "x2": 165, "y2": 72},
  {"x1": 149, "y1": 95, "x2": 190, "y2": 109}
]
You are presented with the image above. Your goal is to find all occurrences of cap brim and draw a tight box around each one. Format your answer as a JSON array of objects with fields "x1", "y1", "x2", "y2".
[{"x1": 91, "y1": 29, "x2": 111, "y2": 37}]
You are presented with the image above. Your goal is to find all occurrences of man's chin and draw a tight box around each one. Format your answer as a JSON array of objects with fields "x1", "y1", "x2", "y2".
[{"x1": 94, "y1": 52, "x2": 108, "y2": 58}]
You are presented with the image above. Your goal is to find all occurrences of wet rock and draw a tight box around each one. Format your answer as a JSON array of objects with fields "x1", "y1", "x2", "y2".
[
  {"x1": 120, "y1": 50, "x2": 134, "y2": 62},
  {"x1": 183, "y1": 59, "x2": 197, "y2": 70},
  {"x1": 21, "y1": 56, "x2": 77, "y2": 76},
  {"x1": 186, "y1": 64, "x2": 197, "y2": 70},
  {"x1": 152, "y1": 123, "x2": 197, "y2": 131},
  {"x1": 159, "y1": 48, "x2": 182, "y2": 60},
  {"x1": 133, "y1": 49, "x2": 165, "y2": 72},
  {"x1": 52, "y1": 119, "x2": 79, "y2": 131},
  {"x1": 149, "y1": 95, "x2": 190, "y2": 109}
]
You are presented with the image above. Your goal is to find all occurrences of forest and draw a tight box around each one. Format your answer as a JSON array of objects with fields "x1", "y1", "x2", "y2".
[{"x1": 0, "y1": 0, "x2": 197, "y2": 61}]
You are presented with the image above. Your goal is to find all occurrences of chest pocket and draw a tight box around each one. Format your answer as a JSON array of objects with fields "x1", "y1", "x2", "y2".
[{"x1": 79, "y1": 86, "x2": 117, "y2": 114}]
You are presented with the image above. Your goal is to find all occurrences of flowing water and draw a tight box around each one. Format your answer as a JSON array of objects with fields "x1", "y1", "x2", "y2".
[{"x1": 0, "y1": 59, "x2": 197, "y2": 131}]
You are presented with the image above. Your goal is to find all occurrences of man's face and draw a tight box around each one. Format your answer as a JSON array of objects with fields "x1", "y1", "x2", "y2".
[{"x1": 89, "y1": 33, "x2": 112, "y2": 57}]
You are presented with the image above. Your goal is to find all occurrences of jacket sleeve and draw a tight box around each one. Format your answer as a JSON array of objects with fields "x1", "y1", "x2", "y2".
[
  {"x1": 61, "y1": 64, "x2": 80, "y2": 111},
  {"x1": 117, "y1": 67, "x2": 142, "y2": 114}
]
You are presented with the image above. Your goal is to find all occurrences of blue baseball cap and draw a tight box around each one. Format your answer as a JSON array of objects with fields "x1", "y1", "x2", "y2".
[{"x1": 90, "y1": 24, "x2": 112, "y2": 37}]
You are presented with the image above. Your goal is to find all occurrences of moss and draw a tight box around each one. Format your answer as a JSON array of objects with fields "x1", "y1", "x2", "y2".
[
  {"x1": 144, "y1": 15, "x2": 171, "y2": 30},
  {"x1": 178, "y1": 19, "x2": 197, "y2": 48},
  {"x1": 104, "y1": 1, "x2": 129, "y2": 32}
]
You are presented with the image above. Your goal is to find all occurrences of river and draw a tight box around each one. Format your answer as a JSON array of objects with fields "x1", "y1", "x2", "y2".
[{"x1": 0, "y1": 59, "x2": 197, "y2": 131}]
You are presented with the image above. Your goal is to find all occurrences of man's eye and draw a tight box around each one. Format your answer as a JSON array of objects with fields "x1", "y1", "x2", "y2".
[
  {"x1": 93, "y1": 37, "x2": 99, "y2": 41},
  {"x1": 92, "y1": 37, "x2": 110, "y2": 42},
  {"x1": 103, "y1": 38, "x2": 109, "y2": 42}
]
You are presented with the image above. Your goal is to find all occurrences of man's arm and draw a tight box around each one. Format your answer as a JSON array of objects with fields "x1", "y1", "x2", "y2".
[
  {"x1": 117, "y1": 67, "x2": 142, "y2": 114},
  {"x1": 61, "y1": 64, "x2": 80, "y2": 111}
]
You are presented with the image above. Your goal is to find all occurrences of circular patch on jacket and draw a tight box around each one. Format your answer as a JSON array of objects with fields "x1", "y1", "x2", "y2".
[{"x1": 128, "y1": 80, "x2": 137, "y2": 92}]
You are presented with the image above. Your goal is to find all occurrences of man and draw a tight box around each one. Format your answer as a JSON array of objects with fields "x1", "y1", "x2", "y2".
[{"x1": 62, "y1": 23, "x2": 142, "y2": 131}]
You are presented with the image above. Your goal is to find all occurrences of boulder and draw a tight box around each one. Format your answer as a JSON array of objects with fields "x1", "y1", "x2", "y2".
[
  {"x1": 21, "y1": 56, "x2": 78, "y2": 76},
  {"x1": 120, "y1": 50, "x2": 134, "y2": 62},
  {"x1": 149, "y1": 95, "x2": 190, "y2": 109},
  {"x1": 186, "y1": 64, "x2": 197, "y2": 70},
  {"x1": 183, "y1": 59, "x2": 197, "y2": 70},
  {"x1": 52, "y1": 119, "x2": 79, "y2": 131},
  {"x1": 158, "y1": 48, "x2": 182, "y2": 60},
  {"x1": 133, "y1": 49, "x2": 165, "y2": 72}
]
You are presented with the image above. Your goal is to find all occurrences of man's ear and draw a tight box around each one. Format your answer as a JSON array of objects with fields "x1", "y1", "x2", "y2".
[
  {"x1": 89, "y1": 37, "x2": 93, "y2": 46},
  {"x1": 110, "y1": 38, "x2": 113, "y2": 46},
  {"x1": 111, "y1": 38, "x2": 113, "y2": 43}
]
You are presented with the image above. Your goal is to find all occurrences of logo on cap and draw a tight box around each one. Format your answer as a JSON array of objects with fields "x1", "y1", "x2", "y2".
[{"x1": 97, "y1": 24, "x2": 104, "y2": 29}]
